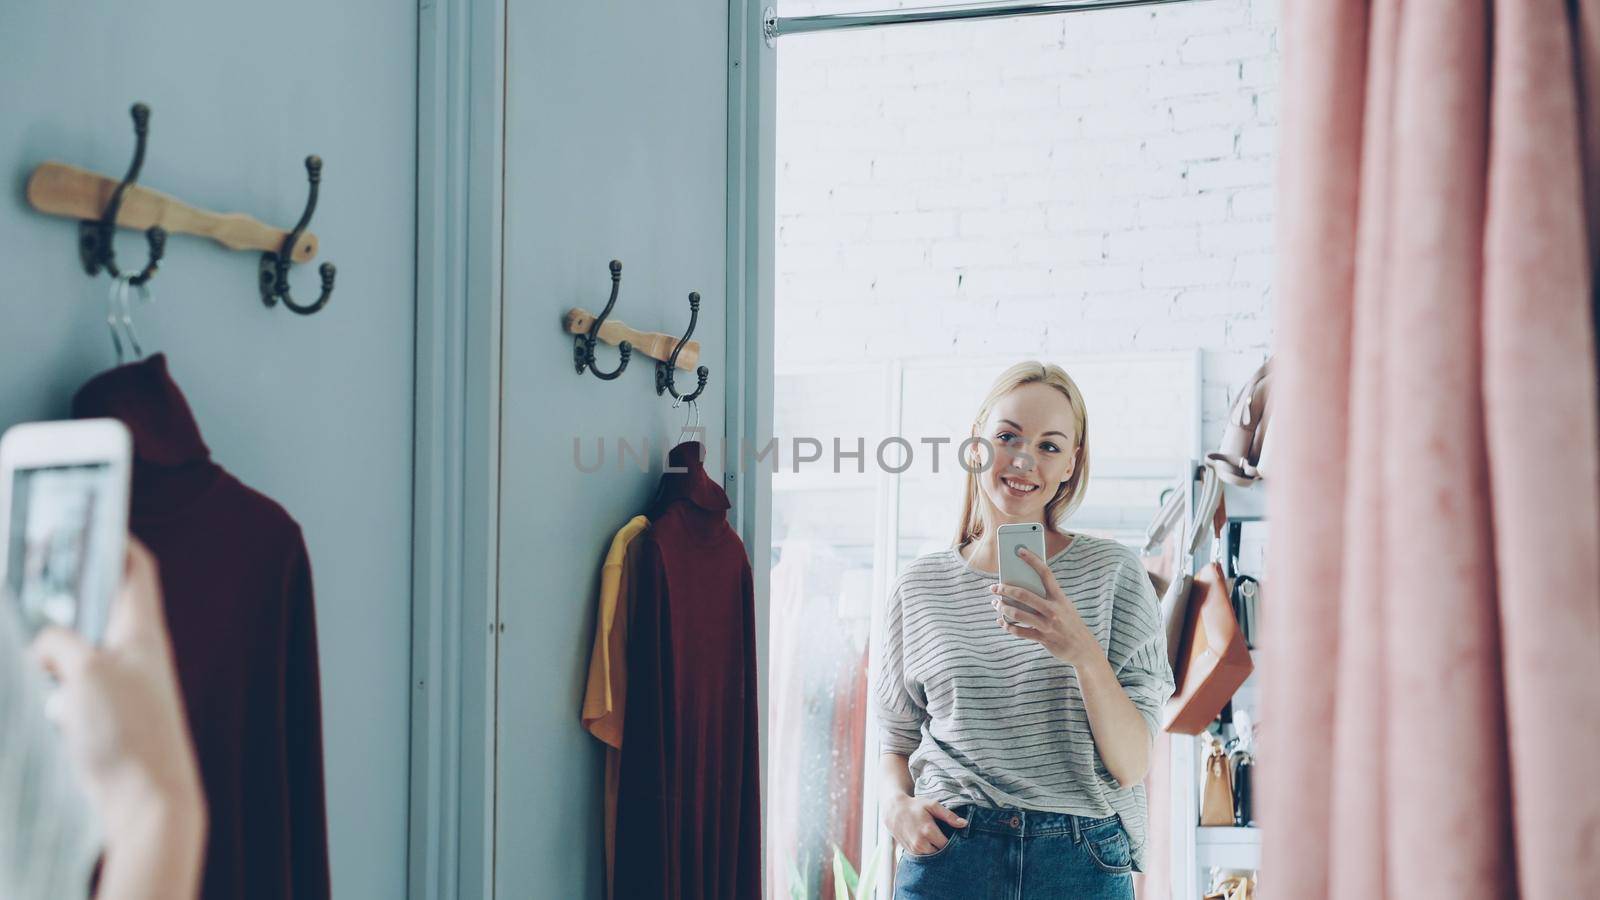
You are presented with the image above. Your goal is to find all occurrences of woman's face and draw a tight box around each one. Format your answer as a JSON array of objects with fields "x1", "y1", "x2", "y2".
[{"x1": 972, "y1": 382, "x2": 1080, "y2": 522}]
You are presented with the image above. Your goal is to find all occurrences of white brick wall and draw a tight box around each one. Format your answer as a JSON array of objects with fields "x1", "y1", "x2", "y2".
[{"x1": 775, "y1": 0, "x2": 1279, "y2": 448}]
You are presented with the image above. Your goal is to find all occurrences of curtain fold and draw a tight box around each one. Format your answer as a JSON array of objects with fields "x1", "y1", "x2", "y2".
[
  {"x1": 1262, "y1": 0, "x2": 1364, "y2": 894},
  {"x1": 1484, "y1": 1, "x2": 1600, "y2": 894},
  {"x1": 1265, "y1": 0, "x2": 1600, "y2": 896}
]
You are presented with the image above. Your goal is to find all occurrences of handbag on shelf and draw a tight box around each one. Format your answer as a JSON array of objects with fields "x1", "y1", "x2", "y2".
[
  {"x1": 1159, "y1": 570, "x2": 1193, "y2": 674},
  {"x1": 1199, "y1": 735, "x2": 1235, "y2": 827},
  {"x1": 1230, "y1": 747, "x2": 1254, "y2": 827},
  {"x1": 1164, "y1": 479, "x2": 1254, "y2": 734},
  {"x1": 1229, "y1": 710, "x2": 1259, "y2": 827},
  {"x1": 1140, "y1": 483, "x2": 1186, "y2": 598},
  {"x1": 1206, "y1": 357, "x2": 1272, "y2": 487},
  {"x1": 1158, "y1": 467, "x2": 1224, "y2": 676},
  {"x1": 1204, "y1": 872, "x2": 1257, "y2": 900},
  {"x1": 1142, "y1": 481, "x2": 1194, "y2": 671},
  {"x1": 1231, "y1": 575, "x2": 1259, "y2": 651},
  {"x1": 1224, "y1": 522, "x2": 1259, "y2": 650}
]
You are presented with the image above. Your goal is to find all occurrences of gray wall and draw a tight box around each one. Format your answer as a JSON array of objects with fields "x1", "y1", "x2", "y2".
[
  {"x1": 0, "y1": 4, "x2": 416, "y2": 897},
  {"x1": 494, "y1": 0, "x2": 732, "y2": 892}
]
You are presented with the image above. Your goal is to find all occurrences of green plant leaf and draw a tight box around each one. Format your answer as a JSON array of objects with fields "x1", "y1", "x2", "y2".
[
  {"x1": 832, "y1": 844, "x2": 860, "y2": 892},
  {"x1": 856, "y1": 846, "x2": 881, "y2": 900}
]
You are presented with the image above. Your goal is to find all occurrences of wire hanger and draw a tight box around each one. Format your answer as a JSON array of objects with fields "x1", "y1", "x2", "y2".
[
  {"x1": 671, "y1": 392, "x2": 702, "y2": 450},
  {"x1": 106, "y1": 276, "x2": 129, "y2": 362},
  {"x1": 106, "y1": 274, "x2": 152, "y2": 363}
]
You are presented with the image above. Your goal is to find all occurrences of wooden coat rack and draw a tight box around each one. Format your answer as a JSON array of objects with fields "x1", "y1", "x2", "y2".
[
  {"x1": 568, "y1": 259, "x2": 711, "y2": 398},
  {"x1": 26, "y1": 102, "x2": 337, "y2": 314},
  {"x1": 28, "y1": 161, "x2": 319, "y2": 263},
  {"x1": 564, "y1": 306, "x2": 701, "y2": 371}
]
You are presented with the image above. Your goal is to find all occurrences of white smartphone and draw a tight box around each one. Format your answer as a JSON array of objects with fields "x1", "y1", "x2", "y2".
[
  {"x1": 0, "y1": 419, "x2": 132, "y2": 645},
  {"x1": 996, "y1": 522, "x2": 1047, "y2": 625}
]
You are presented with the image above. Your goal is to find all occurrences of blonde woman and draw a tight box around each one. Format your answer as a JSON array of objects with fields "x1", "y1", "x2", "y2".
[{"x1": 876, "y1": 361, "x2": 1175, "y2": 900}]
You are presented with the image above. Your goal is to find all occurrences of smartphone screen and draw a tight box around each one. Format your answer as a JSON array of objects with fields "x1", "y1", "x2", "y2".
[
  {"x1": 996, "y1": 523, "x2": 1047, "y2": 625},
  {"x1": 3, "y1": 461, "x2": 124, "y2": 644}
]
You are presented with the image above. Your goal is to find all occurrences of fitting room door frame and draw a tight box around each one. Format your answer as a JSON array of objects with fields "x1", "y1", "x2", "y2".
[
  {"x1": 725, "y1": 0, "x2": 779, "y2": 814},
  {"x1": 409, "y1": 0, "x2": 504, "y2": 898},
  {"x1": 406, "y1": 1, "x2": 777, "y2": 898}
]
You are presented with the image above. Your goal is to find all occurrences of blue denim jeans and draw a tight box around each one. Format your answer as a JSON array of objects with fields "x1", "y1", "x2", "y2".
[{"x1": 891, "y1": 804, "x2": 1134, "y2": 900}]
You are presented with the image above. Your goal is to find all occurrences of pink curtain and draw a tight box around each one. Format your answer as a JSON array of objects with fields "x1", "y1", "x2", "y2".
[{"x1": 1265, "y1": 0, "x2": 1600, "y2": 897}]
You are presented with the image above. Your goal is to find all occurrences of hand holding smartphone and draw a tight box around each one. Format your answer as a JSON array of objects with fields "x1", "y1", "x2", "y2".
[
  {"x1": 0, "y1": 419, "x2": 132, "y2": 645},
  {"x1": 996, "y1": 522, "x2": 1047, "y2": 626}
]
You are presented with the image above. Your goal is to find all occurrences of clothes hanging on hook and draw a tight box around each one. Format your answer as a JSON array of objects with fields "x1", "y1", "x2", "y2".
[
  {"x1": 613, "y1": 440, "x2": 761, "y2": 900},
  {"x1": 580, "y1": 515, "x2": 651, "y2": 900},
  {"x1": 71, "y1": 354, "x2": 331, "y2": 900}
]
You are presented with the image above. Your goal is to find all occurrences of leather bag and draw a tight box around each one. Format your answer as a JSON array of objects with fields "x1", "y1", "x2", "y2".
[
  {"x1": 1199, "y1": 736, "x2": 1235, "y2": 826},
  {"x1": 1224, "y1": 520, "x2": 1260, "y2": 650},
  {"x1": 1163, "y1": 491, "x2": 1254, "y2": 733},
  {"x1": 1230, "y1": 749, "x2": 1254, "y2": 826},
  {"x1": 1231, "y1": 575, "x2": 1259, "y2": 650},
  {"x1": 1204, "y1": 873, "x2": 1256, "y2": 900},
  {"x1": 1140, "y1": 483, "x2": 1186, "y2": 598},
  {"x1": 1156, "y1": 468, "x2": 1225, "y2": 672},
  {"x1": 1206, "y1": 357, "x2": 1272, "y2": 486}
]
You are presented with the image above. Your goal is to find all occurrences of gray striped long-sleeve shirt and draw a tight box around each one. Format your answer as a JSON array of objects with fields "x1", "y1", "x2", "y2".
[{"x1": 874, "y1": 533, "x2": 1175, "y2": 872}]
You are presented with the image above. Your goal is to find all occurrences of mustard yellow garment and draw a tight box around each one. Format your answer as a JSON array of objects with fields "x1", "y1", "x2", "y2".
[{"x1": 581, "y1": 514, "x2": 649, "y2": 900}]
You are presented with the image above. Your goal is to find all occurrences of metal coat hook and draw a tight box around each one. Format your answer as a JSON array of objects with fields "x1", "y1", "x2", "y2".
[
  {"x1": 81, "y1": 103, "x2": 166, "y2": 286},
  {"x1": 574, "y1": 260, "x2": 632, "y2": 380},
  {"x1": 259, "y1": 156, "x2": 337, "y2": 315},
  {"x1": 656, "y1": 291, "x2": 709, "y2": 403}
]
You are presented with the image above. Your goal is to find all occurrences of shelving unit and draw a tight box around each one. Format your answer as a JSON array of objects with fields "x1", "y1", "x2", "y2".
[
  {"x1": 1169, "y1": 466, "x2": 1265, "y2": 899},
  {"x1": 1196, "y1": 826, "x2": 1262, "y2": 870}
]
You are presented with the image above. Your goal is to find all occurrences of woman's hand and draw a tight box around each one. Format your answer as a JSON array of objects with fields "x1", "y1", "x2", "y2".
[
  {"x1": 31, "y1": 540, "x2": 206, "y2": 900},
  {"x1": 989, "y1": 545, "x2": 1103, "y2": 668},
  {"x1": 882, "y1": 793, "x2": 968, "y2": 856},
  {"x1": 989, "y1": 546, "x2": 1153, "y2": 785}
]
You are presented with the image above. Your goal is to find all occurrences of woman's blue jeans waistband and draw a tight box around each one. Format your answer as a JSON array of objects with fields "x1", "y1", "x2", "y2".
[
  {"x1": 892, "y1": 803, "x2": 1135, "y2": 899},
  {"x1": 947, "y1": 803, "x2": 1122, "y2": 840}
]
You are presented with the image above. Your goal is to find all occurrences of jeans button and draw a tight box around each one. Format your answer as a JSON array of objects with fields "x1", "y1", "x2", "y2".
[{"x1": 1009, "y1": 815, "x2": 1021, "y2": 828}]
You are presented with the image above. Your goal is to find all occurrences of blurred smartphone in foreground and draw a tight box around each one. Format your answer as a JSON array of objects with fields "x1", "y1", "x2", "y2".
[
  {"x1": 0, "y1": 419, "x2": 131, "y2": 644},
  {"x1": 996, "y1": 522, "x2": 1047, "y2": 626}
]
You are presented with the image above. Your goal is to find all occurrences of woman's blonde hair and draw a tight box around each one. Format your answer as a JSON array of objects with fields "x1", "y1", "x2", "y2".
[{"x1": 953, "y1": 360, "x2": 1092, "y2": 550}]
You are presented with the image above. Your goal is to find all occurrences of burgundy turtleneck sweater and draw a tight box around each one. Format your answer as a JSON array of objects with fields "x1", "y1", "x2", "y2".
[
  {"x1": 72, "y1": 354, "x2": 330, "y2": 900},
  {"x1": 613, "y1": 441, "x2": 762, "y2": 900}
]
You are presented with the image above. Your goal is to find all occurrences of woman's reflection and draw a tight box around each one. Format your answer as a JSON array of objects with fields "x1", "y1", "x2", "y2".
[{"x1": 875, "y1": 359, "x2": 1176, "y2": 900}]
